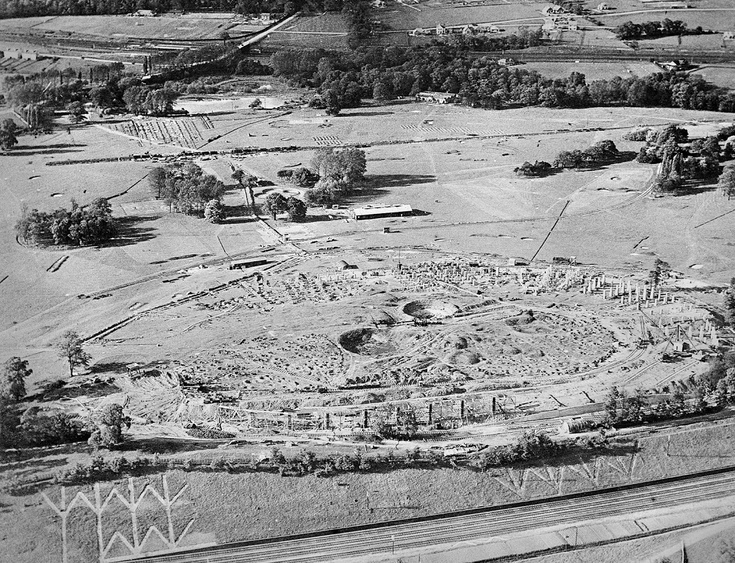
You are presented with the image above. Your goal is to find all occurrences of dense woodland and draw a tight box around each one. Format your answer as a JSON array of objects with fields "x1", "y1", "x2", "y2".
[
  {"x1": 15, "y1": 198, "x2": 117, "y2": 246},
  {"x1": 271, "y1": 44, "x2": 735, "y2": 113}
]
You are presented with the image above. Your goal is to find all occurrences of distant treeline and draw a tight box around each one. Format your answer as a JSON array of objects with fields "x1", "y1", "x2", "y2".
[
  {"x1": 271, "y1": 44, "x2": 735, "y2": 113},
  {"x1": 0, "y1": 0, "x2": 348, "y2": 20}
]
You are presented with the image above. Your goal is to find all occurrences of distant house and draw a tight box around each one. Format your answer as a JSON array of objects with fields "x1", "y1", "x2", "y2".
[
  {"x1": 724, "y1": 31, "x2": 735, "y2": 41},
  {"x1": 416, "y1": 91, "x2": 458, "y2": 104},
  {"x1": 541, "y1": 4, "x2": 565, "y2": 16},
  {"x1": 408, "y1": 28, "x2": 430, "y2": 36},
  {"x1": 596, "y1": 2, "x2": 610, "y2": 10},
  {"x1": 461, "y1": 24, "x2": 477, "y2": 35},
  {"x1": 436, "y1": 24, "x2": 449, "y2": 35},
  {"x1": 130, "y1": 9, "x2": 156, "y2": 16},
  {"x1": 350, "y1": 204, "x2": 413, "y2": 220},
  {"x1": 370, "y1": 0, "x2": 385, "y2": 8},
  {"x1": 544, "y1": 16, "x2": 578, "y2": 31}
]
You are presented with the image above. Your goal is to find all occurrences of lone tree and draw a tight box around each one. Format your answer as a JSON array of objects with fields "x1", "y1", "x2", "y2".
[
  {"x1": 66, "y1": 101, "x2": 86, "y2": 123},
  {"x1": 149, "y1": 167, "x2": 167, "y2": 199},
  {"x1": 204, "y1": 198, "x2": 225, "y2": 223},
  {"x1": 1, "y1": 357, "x2": 32, "y2": 402},
  {"x1": 726, "y1": 277, "x2": 735, "y2": 328},
  {"x1": 88, "y1": 403, "x2": 130, "y2": 450},
  {"x1": 0, "y1": 118, "x2": 18, "y2": 151},
  {"x1": 263, "y1": 192, "x2": 288, "y2": 220},
  {"x1": 719, "y1": 164, "x2": 735, "y2": 200},
  {"x1": 232, "y1": 169, "x2": 257, "y2": 213},
  {"x1": 286, "y1": 196, "x2": 307, "y2": 221},
  {"x1": 648, "y1": 257, "x2": 670, "y2": 287},
  {"x1": 56, "y1": 330, "x2": 91, "y2": 377}
]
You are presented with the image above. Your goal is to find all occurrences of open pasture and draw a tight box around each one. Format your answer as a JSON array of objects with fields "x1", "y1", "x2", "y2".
[
  {"x1": 0, "y1": 13, "x2": 263, "y2": 42},
  {"x1": 378, "y1": 1, "x2": 545, "y2": 31}
]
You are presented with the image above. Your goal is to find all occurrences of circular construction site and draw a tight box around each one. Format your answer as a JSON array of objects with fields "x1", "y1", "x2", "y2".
[
  {"x1": 339, "y1": 328, "x2": 397, "y2": 356},
  {"x1": 402, "y1": 300, "x2": 459, "y2": 320}
]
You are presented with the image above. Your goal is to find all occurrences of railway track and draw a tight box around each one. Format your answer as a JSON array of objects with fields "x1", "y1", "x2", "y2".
[{"x1": 122, "y1": 467, "x2": 735, "y2": 563}]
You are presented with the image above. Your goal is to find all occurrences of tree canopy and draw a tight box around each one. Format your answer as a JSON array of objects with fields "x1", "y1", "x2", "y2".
[
  {"x1": 56, "y1": 331, "x2": 91, "y2": 377},
  {"x1": 1, "y1": 357, "x2": 32, "y2": 402},
  {"x1": 0, "y1": 119, "x2": 18, "y2": 150}
]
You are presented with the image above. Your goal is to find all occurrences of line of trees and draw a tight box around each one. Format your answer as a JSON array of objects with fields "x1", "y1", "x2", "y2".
[
  {"x1": 614, "y1": 19, "x2": 706, "y2": 40},
  {"x1": 50, "y1": 428, "x2": 613, "y2": 486},
  {"x1": 271, "y1": 44, "x2": 735, "y2": 114},
  {"x1": 15, "y1": 198, "x2": 117, "y2": 246},
  {"x1": 553, "y1": 139, "x2": 623, "y2": 169},
  {"x1": 515, "y1": 140, "x2": 625, "y2": 177}
]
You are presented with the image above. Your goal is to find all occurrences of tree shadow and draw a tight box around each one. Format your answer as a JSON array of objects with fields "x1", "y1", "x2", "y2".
[
  {"x1": 123, "y1": 437, "x2": 235, "y2": 455},
  {"x1": 363, "y1": 174, "x2": 437, "y2": 189},
  {"x1": 340, "y1": 111, "x2": 396, "y2": 118},
  {"x1": 664, "y1": 178, "x2": 720, "y2": 195},
  {"x1": 14, "y1": 143, "x2": 85, "y2": 150},
  {"x1": 102, "y1": 215, "x2": 158, "y2": 247},
  {"x1": 6, "y1": 147, "x2": 85, "y2": 157},
  {"x1": 91, "y1": 361, "x2": 135, "y2": 374},
  {"x1": 299, "y1": 214, "x2": 340, "y2": 223},
  {"x1": 28, "y1": 378, "x2": 120, "y2": 402}
]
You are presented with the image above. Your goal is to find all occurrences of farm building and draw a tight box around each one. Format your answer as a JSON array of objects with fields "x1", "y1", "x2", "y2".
[
  {"x1": 350, "y1": 204, "x2": 413, "y2": 220},
  {"x1": 596, "y1": 2, "x2": 610, "y2": 10},
  {"x1": 724, "y1": 32, "x2": 735, "y2": 41},
  {"x1": 416, "y1": 91, "x2": 458, "y2": 104},
  {"x1": 2, "y1": 49, "x2": 38, "y2": 60}
]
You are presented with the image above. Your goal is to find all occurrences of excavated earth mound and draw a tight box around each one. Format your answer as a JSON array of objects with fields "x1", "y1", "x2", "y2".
[
  {"x1": 339, "y1": 328, "x2": 397, "y2": 356},
  {"x1": 402, "y1": 300, "x2": 459, "y2": 320}
]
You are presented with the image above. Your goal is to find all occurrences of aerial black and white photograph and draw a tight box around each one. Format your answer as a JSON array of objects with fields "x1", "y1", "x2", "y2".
[{"x1": 1, "y1": 0, "x2": 735, "y2": 561}]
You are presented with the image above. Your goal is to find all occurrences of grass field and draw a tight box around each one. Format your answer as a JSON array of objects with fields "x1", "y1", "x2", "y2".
[
  {"x1": 522, "y1": 61, "x2": 660, "y2": 80},
  {"x1": 3, "y1": 419, "x2": 735, "y2": 562}
]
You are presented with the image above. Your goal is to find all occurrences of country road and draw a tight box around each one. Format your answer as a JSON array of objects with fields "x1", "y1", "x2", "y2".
[{"x1": 122, "y1": 467, "x2": 735, "y2": 563}]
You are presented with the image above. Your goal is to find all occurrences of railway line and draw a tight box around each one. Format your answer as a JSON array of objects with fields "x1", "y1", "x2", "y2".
[{"x1": 122, "y1": 467, "x2": 735, "y2": 563}]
